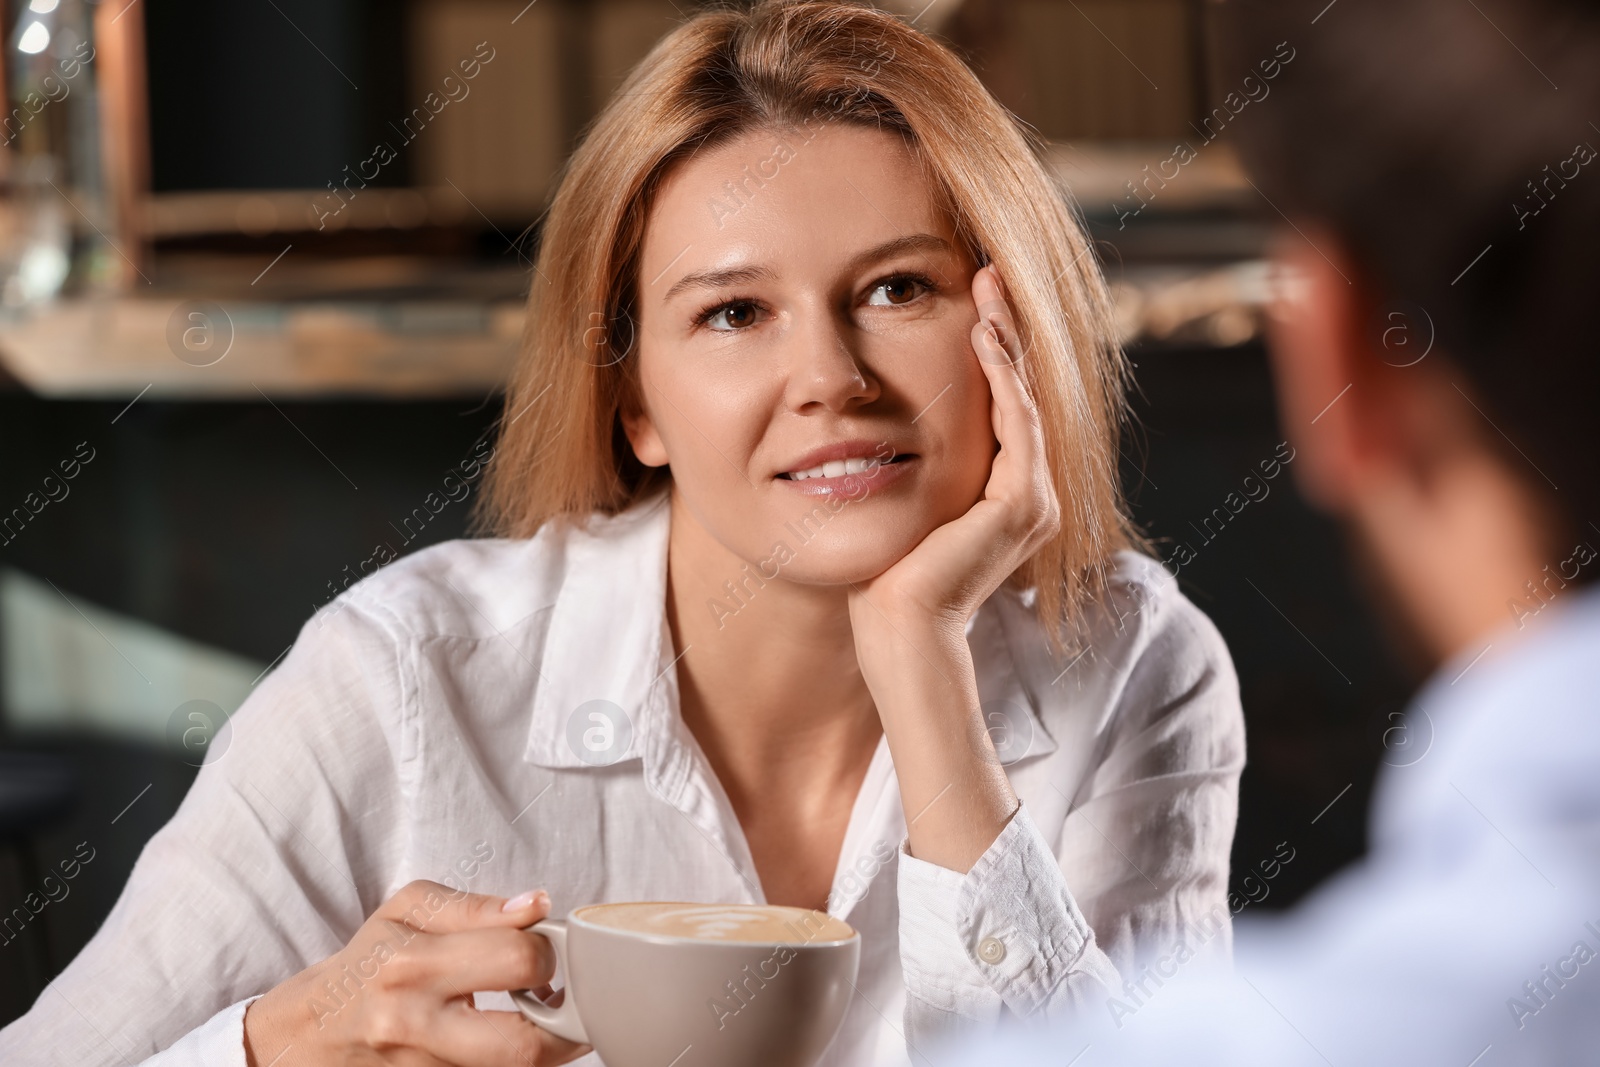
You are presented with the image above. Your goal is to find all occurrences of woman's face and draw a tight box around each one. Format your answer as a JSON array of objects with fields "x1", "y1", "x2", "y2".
[{"x1": 624, "y1": 123, "x2": 997, "y2": 585}]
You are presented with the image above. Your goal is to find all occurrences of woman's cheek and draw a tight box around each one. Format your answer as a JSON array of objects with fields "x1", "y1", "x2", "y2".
[
  {"x1": 946, "y1": 364, "x2": 999, "y2": 497},
  {"x1": 661, "y1": 374, "x2": 767, "y2": 487}
]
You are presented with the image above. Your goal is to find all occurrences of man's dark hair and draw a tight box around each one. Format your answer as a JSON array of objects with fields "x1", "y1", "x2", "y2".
[{"x1": 1221, "y1": 0, "x2": 1600, "y2": 547}]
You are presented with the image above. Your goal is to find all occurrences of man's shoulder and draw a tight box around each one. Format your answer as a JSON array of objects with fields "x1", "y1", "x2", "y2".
[{"x1": 1374, "y1": 583, "x2": 1600, "y2": 854}]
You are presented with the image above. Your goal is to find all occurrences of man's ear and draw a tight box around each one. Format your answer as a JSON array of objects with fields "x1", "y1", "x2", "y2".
[
  {"x1": 619, "y1": 390, "x2": 670, "y2": 469},
  {"x1": 1263, "y1": 230, "x2": 1378, "y2": 513}
]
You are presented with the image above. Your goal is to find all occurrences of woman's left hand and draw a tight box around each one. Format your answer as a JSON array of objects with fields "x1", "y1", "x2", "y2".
[{"x1": 848, "y1": 263, "x2": 1061, "y2": 632}]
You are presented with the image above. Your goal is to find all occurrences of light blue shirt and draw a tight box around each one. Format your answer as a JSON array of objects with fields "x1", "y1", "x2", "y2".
[{"x1": 941, "y1": 581, "x2": 1600, "y2": 1065}]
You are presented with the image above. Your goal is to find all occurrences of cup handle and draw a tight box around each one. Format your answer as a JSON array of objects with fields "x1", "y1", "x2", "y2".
[{"x1": 510, "y1": 919, "x2": 590, "y2": 1045}]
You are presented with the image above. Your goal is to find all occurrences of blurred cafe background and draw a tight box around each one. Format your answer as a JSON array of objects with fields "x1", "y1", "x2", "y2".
[{"x1": 0, "y1": 0, "x2": 1415, "y2": 1024}]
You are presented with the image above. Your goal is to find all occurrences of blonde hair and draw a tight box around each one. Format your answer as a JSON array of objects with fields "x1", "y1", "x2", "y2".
[{"x1": 476, "y1": 0, "x2": 1138, "y2": 644}]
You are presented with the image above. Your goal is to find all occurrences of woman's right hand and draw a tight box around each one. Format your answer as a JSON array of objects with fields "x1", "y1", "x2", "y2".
[{"x1": 243, "y1": 880, "x2": 590, "y2": 1066}]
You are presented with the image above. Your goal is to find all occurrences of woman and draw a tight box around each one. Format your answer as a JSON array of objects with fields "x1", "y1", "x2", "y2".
[{"x1": 0, "y1": 2, "x2": 1243, "y2": 1065}]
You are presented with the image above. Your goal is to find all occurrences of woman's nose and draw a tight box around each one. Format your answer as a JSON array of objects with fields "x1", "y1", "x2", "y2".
[{"x1": 782, "y1": 311, "x2": 880, "y2": 413}]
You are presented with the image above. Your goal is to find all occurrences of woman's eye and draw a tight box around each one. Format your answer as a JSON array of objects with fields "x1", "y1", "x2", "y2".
[
  {"x1": 866, "y1": 274, "x2": 931, "y2": 307},
  {"x1": 702, "y1": 301, "x2": 761, "y2": 331}
]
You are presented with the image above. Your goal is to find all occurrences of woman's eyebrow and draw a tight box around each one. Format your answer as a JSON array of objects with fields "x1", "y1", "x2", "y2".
[
  {"x1": 850, "y1": 233, "x2": 953, "y2": 276},
  {"x1": 662, "y1": 264, "x2": 774, "y2": 303},
  {"x1": 660, "y1": 233, "x2": 953, "y2": 304}
]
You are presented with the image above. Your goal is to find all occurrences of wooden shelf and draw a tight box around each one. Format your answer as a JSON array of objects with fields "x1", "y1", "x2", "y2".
[{"x1": 0, "y1": 295, "x2": 524, "y2": 399}]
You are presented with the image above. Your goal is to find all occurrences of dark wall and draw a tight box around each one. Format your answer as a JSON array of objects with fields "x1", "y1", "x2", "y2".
[
  {"x1": 0, "y1": 393, "x2": 500, "y2": 662},
  {"x1": 145, "y1": 0, "x2": 410, "y2": 192},
  {"x1": 1123, "y1": 343, "x2": 1414, "y2": 914}
]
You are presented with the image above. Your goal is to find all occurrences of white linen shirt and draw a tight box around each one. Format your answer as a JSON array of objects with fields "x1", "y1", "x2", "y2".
[{"x1": 0, "y1": 488, "x2": 1245, "y2": 1066}]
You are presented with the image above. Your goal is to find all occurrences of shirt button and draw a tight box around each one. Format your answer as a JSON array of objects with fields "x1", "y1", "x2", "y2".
[{"x1": 977, "y1": 936, "x2": 1006, "y2": 964}]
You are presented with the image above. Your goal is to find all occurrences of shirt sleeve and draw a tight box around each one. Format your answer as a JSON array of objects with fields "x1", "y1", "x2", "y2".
[
  {"x1": 897, "y1": 802, "x2": 1122, "y2": 1039},
  {"x1": 895, "y1": 570, "x2": 1246, "y2": 1050},
  {"x1": 127, "y1": 996, "x2": 261, "y2": 1067},
  {"x1": 0, "y1": 600, "x2": 411, "y2": 1066}
]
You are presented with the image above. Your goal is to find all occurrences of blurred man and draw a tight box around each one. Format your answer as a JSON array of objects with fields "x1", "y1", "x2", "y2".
[{"x1": 944, "y1": 0, "x2": 1600, "y2": 1062}]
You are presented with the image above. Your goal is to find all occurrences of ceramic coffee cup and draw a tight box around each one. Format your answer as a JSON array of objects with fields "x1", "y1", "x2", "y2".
[{"x1": 511, "y1": 902, "x2": 860, "y2": 1067}]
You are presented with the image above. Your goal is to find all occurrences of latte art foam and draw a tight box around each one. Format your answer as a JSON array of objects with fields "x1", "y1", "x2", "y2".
[{"x1": 577, "y1": 902, "x2": 855, "y2": 944}]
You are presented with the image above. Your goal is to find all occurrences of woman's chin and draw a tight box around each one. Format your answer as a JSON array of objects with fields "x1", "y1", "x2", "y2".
[{"x1": 760, "y1": 526, "x2": 927, "y2": 587}]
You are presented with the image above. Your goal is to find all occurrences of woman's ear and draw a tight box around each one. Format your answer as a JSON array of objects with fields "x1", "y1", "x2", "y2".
[{"x1": 619, "y1": 395, "x2": 670, "y2": 468}]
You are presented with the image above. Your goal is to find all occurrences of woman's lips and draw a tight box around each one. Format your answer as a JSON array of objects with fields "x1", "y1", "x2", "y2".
[{"x1": 774, "y1": 454, "x2": 917, "y2": 496}]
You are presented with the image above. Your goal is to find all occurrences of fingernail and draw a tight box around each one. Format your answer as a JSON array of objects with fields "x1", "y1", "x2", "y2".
[
  {"x1": 502, "y1": 889, "x2": 539, "y2": 912},
  {"x1": 534, "y1": 890, "x2": 551, "y2": 911}
]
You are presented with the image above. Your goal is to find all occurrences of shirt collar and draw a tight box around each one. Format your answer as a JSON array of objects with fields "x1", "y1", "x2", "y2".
[
  {"x1": 524, "y1": 489, "x2": 1056, "y2": 772},
  {"x1": 524, "y1": 488, "x2": 676, "y2": 771}
]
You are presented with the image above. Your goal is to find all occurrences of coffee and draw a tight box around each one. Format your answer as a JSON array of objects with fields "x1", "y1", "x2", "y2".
[{"x1": 576, "y1": 902, "x2": 855, "y2": 944}]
